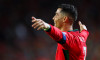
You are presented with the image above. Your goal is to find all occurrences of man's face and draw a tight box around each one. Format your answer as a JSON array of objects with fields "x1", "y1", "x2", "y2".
[{"x1": 53, "y1": 8, "x2": 64, "y2": 28}]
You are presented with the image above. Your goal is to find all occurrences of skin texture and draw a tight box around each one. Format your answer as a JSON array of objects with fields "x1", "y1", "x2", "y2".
[
  {"x1": 53, "y1": 8, "x2": 64, "y2": 28},
  {"x1": 31, "y1": 8, "x2": 87, "y2": 31}
]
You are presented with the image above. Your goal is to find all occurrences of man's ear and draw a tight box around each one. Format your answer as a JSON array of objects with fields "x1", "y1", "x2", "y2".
[{"x1": 63, "y1": 16, "x2": 68, "y2": 23}]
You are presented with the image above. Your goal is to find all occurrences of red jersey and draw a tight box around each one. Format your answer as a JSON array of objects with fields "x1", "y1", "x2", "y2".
[{"x1": 45, "y1": 24, "x2": 89, "y2": 60}]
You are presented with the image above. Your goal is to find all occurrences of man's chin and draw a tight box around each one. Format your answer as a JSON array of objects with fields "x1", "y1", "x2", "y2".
[
  {"x1": 54, "y1": 24, "x2": 56, "y2": 27},
  {"x1": 54, "y1": 24, "x2": 59, "y2": 27},
  {"x1": 54, "y1": 25, "x2": 58, "y2": 28},
  {"x1": 54, "y1": 25, "x2": 60, "y2": 29}
]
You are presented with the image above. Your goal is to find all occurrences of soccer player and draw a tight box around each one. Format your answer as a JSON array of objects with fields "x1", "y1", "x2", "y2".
[{"x1": 31, "y1": 4, "x2": 89, "y2": 60}]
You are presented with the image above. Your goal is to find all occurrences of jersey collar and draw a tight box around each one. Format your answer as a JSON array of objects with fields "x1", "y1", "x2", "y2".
[{"x1": 68, "y1": 29, "x2": 79, "y2": 32}]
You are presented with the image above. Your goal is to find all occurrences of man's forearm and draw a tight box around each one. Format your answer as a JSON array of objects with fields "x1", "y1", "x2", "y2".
[{"x1": 44, "y1": 24, "x2": 63, "y2": 42}]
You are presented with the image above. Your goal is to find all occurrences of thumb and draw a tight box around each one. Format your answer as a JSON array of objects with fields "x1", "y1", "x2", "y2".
[{"x1": 78, "y1": 21, "x2": 82, "y2": 26}]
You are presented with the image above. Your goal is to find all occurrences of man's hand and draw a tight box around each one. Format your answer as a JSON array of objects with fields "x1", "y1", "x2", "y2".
[
  {"x1": 32, "y1": 16, "x2": 50, "y2": 30},
  {"x1": 78, "y1": 21, "x2": 87, "y2": 32}
]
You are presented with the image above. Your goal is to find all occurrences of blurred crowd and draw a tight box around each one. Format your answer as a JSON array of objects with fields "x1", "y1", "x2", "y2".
[{"x1": 0, "y1": 0, "x2": 100, "y2": 60}]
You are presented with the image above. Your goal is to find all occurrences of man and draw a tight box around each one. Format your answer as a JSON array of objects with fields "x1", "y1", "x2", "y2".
[{"x1": 31, "y1": 4, "x2": 89, "y2": 60}]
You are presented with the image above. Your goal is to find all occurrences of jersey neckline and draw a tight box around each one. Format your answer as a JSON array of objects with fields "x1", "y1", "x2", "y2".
[{"x1": 68, "y1": 29, "x2": 79, "y2": 32}]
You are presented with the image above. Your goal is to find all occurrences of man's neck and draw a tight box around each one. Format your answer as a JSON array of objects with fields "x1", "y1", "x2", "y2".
[{"x1": 60, "y1": 24, "x2": 73, "y2": 32}]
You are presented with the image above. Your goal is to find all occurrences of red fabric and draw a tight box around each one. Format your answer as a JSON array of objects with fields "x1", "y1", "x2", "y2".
[{"x1": 45, "y1": 24, "x2": 89, "y2": 60}]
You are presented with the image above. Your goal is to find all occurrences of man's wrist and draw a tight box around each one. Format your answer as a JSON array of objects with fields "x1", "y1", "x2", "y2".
[{"x1": 43, "y1": 23, "x2": 50, "y2": 31}]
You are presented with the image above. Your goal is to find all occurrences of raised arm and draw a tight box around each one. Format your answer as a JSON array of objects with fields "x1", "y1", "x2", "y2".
[
  {"x1": 31, "y1": 17, "x2": 72, "y2": 44},
  {"x1": 79, "y1": 21, "x2": 89, "y2": 41}
]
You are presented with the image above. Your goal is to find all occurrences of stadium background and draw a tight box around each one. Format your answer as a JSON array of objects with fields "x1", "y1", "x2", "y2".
[{"x1": 0, "y1": 0, "x2": 100, "y2": 60}]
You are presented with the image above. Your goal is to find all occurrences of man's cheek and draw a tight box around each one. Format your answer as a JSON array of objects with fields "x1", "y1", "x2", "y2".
[{"x1": 57, "y1": 17, "x2": 60, "y2": 20}]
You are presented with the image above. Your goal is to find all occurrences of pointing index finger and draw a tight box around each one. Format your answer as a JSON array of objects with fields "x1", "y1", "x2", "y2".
[
  {"x1": 32, "y1": 20, "x2": 37, "y2": 22},
  {"x1": 32, "y1": 16, "x2": 36, "y2": 20},
  {"x1": 32, "y1": 16, "x2": 37, "y2": 22}
]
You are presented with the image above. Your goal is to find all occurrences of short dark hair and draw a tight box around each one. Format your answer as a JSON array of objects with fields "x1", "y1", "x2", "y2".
[{"x1": 58, "y1": 4, "x2": 78, "y2": 21}]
